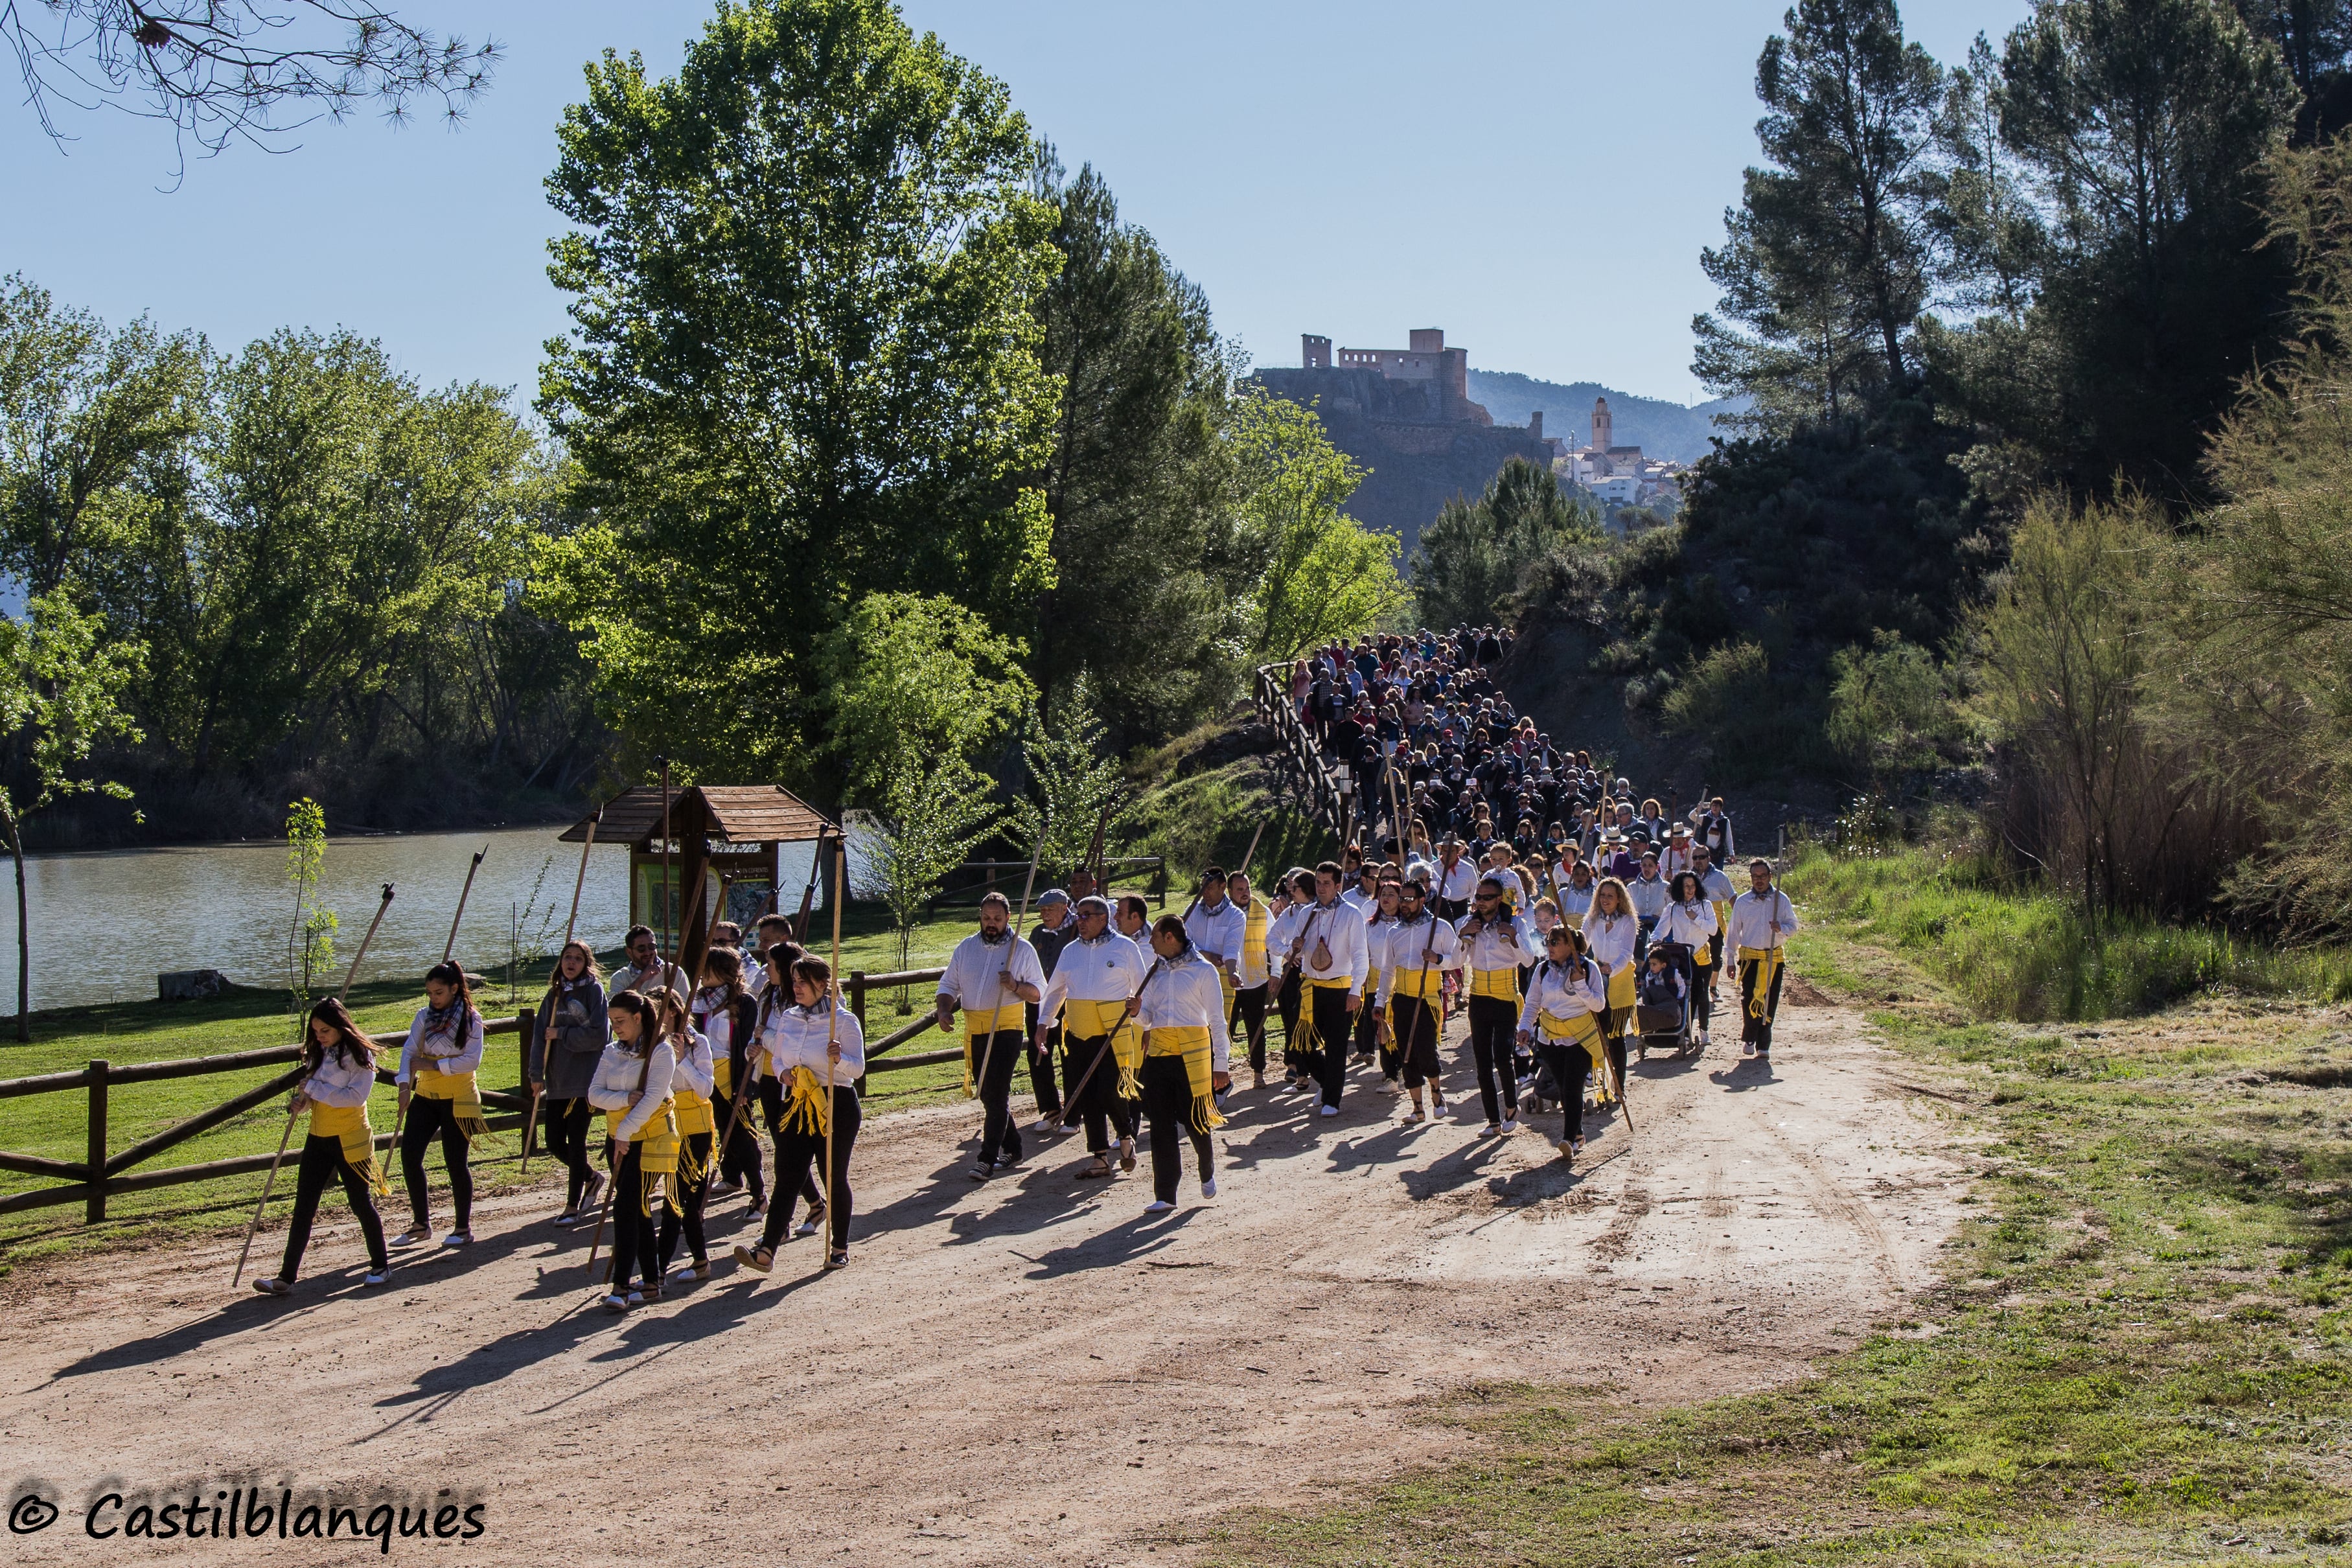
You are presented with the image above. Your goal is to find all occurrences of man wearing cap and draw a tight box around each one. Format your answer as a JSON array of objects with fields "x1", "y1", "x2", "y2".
[{"x1": 1727, "y1": 859, "x2": 1800, "y2": 1060}]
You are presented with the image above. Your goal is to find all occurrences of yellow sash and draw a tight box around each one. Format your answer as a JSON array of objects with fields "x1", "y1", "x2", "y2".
[
  {"x1": 1308, "y1": 976, "x2": 1352, "y2": 990},
  {"x1": 1387, "y1": 964, "x2": 1442, "y2": 1001},
  {"x1": 713, "y1": 1057, "x2": 734, "y2": 1101},
  {"x1": 1606, "y1": 964, "x2": 1637, "y2": 1009},
  {"x1": 1240, "y1": 897, "x2": 1269, "y2": 986},
  {"x1": 604, "y1": 1100, "x2": 682, "y2": 1216},
  {"x1": 1738, "y1": 946, "x2": 1785, "y2": 1022},
  {"x1": 960, "y1": 1002, "x2": 1028, "y2": 1096},
  {"x1": 1712, "y1": 899, "x2": 1731, "y2": 934},
  {"x1": 1063, "y1": 997, "x2": 1143, "y2": 1100},
  {"x1": 780, "y1": 1064, "x2": 831, "y2": 1137},
  {"x1": 1144, "y1": 1024, "x2": 1225, "y2": 1133},
  {"x1": 412, "y1": 1065, "x2": 492, "y2": 1142},
  {"x1": 1537, "y1": 1009, "x2": 1602, "y2": 1049},
  {"x1": 673, "y1": 1085, "x2": 715, "y2": 1137},
  {"x1": 307, "y1": 1102, "x2": 389, "y2": 1195},
  {"x1": 1470, "y1": 966, "x2": 1520, "y2": 1002}
]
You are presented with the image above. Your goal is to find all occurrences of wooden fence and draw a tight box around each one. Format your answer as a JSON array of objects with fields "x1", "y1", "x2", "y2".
[{"x1": 1254, "y1": 663, "x2": 1352, "y2": 841}]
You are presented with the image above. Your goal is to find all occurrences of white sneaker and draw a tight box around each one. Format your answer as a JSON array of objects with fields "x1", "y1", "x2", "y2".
[
  {"x1": 362, "y1": 1271, "x2": 389, "y2": 1287},
  {"x1": 625, "y1": 1290, "x2": 645, "y2": 1306},
  {"x1": 1201, "y1": 1177, "x2": 1219, "y2": 1199},
  {"x1": 1482, "y1": 1122, "x2": 1501, "y2": 1136},
  {"x1": 600, "y1": 1293, "x2": 629, "y2": 1312},
  {"x1": 793, "y1": 1217, "x2": 820, "y2": 1239},
  {"x1": 1500, "y1": 1116, "x2": 1518, "y2": 1136},
  {"x1": 1699, "y1": 1030, "x2": 1712, "y2": 1046},
  {"x1": 1145, "y1": 1199, "x2": 1175, "y2": 1213},
  {"x1": 1319, "y1": 1103, "x2": 1339, "y2": 1118},
  {"x1": 1032, "y1": 1116, "x2": 1060, "y2": 1135}
]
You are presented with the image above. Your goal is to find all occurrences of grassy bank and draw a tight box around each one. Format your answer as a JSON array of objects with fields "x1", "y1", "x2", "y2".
[
  {"x1": 1206, "y1": 852, "x2": 2352, "y2": 1565},
  {"x1": 0, "y1": 899, "x2": 1046, "y2": 1267}
]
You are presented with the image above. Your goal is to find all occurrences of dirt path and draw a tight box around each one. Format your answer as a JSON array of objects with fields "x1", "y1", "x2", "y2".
[{"x1": 1, "y1": 1002, "x2": 1967, "y2": 1565}]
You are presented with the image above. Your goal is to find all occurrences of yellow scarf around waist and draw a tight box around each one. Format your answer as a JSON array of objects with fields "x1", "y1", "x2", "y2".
[
  {"x1": 779, "y1": 1064, "x2": 832, "y2": 1138},
  {"x1": 1240, "y1": 898, "x2": 1269, "y2": 985},
  {"x1": 713, "y1": 1057, "x2": 734, "y2": 1101},
  {"x1": 1605, "y1": 964, "x2": 1637, "y2": 1010},
  {"x1": 1537, "y1": 1009, "x2": 1602, "y2": 1049},
  {"x1": 306, "y1": 1101, "x2": 389, "y2": 1195},
  {"x1": 412, "y1": 1064, "x2": 493, "y2": 1143},
  {"x1": 673, "y1": 1084, "x2": 715, "y2": 1138},
  {"x1": 961, "y1": 1002, "x2": 1028, "y2": 1096},
  {"x1": 1470, "y1": 966, "x2": 1520, "y2": 1002},
  {"x1": 604, "y1": 1100, "x2": 682, "y2": 1216},
  {"x1": 1144, "y1": 1024, "x2": 1225, "y2": 1133},
  {"x1": 1738, "y1": 945, "x2": 1785, "y2": 1022},
  {"x1": 1387, "y1": 963, "x2": 1442, "y2": 1001},
  {"x1": 1063, "y1": 997, "x2": 1143, "y2": 1100}
]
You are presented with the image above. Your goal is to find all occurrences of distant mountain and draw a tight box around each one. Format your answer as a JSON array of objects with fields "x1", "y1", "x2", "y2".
[{"x1": 1465, "y1": 370, "x2": 1744, "y2": 465}]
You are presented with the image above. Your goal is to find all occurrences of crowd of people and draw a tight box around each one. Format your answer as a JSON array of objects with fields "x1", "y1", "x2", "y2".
[{"x1": 246, "y1": 623, "x2": 1801, "y2": 1311}]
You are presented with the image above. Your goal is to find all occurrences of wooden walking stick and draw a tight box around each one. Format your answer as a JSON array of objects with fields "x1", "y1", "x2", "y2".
[
  {"x1": 1055, "y1": 957, "x2": 1164, "y2": 1131},
  {"x1": 235, "y1": 883, "x2": 396, "y2": 1287},
  {"x1": 964, "y1": 835, "x2": 1043, "y2": 1108},
  {"x1": 522, "y1": 812, "x2": 598, "y2": 1176},
  {"x1": 712, "y1": 829, "x2": 830, "y2": 1177},
  {"x1": 395, "y1": 846, "x2": 490, "y2": 1141},
  {"x1": 659, "y1": 757, "x2": 674, "y2": 963},
  {"x1": 822, "y1": 840, "x2": 844, "y2": 1255}
]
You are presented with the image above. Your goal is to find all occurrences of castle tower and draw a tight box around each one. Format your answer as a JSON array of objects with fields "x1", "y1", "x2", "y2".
[
  {"x1": 1302, "y1": 334, "x2": 1332, "y2": 370},
  {"x1": 1593, "y1": 397, "x2": 1612, "y2": 452}
]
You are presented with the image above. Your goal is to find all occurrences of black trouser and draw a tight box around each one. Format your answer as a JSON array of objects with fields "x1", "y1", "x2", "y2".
[
  {"x1": 400, "y1": 1094, "x2": 472, "y2": 1229},
  {"x1": 1514, "y1": 965, "x2": 1539, "y2": 1083},
  {"x1": 1352, "y1": 991, "x2": 1381, "y2": 1062},
  {"x1": 1392, "y1": 993, "x2": 1441, "y2": 1090},
  {"x1": 1142, "y1": 1054, "x2": 1213, "y2": 1203},
  {"x1": 711, "y1": 1086, "x2": 765, "y2": 1202},
  {"x1": 1465, "y1": 993, "x2": 1519, "y2": 1123},
  {"x1": 971, "y1": 1028, "x2": 1024, "y2": 1164},
  {"x1": 1310, "y1": 986, "x2": 1355, "y2": 1108},
  {"x1": 759, "y1": 1089, "x2": 859, "y2": 1251},
  {"x1": 606, "y1": 1140, "x2": 657, "y2": 1294},
  {"x1": 1030, "y1": 1024, "x2": 1063, "y2": 1118},
  {"x1": 1707, "y1": 928, "x2": 1725, "y2": 986},
  {"x1": 754, "y1": 1079, "x2": 824, "y2": 1211},
  {"x1": 1683, "y1": 954, "x2": 1714, "y2": 1032},
  {"x1": 1233, "y1": 984, "x2": 1269, "y2": 1074},
  {"x1": 1740, "y1": 954, "x2": 1786, "y2": 1052},
  {"x1": 1060, "y1": 1030, "x2": 1126, "y2": 1154},
  {"x1": 1534, "y1": 1039, "x2": 1592, "y2": 1144},
  {"x1": 657, "y1": 1129, "x2": 713, "y2": 1270},
  {"x1": 280, "y1": 1133, "x2": 387, "y2": 1281},
  {"x1": 1276, "y1": 971, "x2": 1304, "y2": 1073},
  {"x1": 545, "y1": 1095, "x2": 595, "y2": 1210}
]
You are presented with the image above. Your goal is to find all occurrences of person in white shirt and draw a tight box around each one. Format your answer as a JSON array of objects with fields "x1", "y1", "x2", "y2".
[
  {"x1": 1692, "y1": 846, "x2": 1738, "y2": 997},
  {"x1": 1293, "y1": 861, "x2": 1370, "y2": 1118},
  {"x1": 608, "y1": 924, "x2": 690, "y2": 1001},
  {"x1": 1129, "y1": 916, "x2": 1227, "y2": 1211},
  {"x1": 391, "y1": 961, "x2": 487, "y2": 1250},
  {"x1": 1434, "y1": 837, "x2": 1478, "y2": 919},
  {"x1": 1266, "y1": 870, "x2": 1316, "y2": 1087},
  {"x1": 1037, "y1": 896, "x2": 1151, "y2": 1178},
  {"x1": 654, "y1": 989, "x2": 718, "y2": 1281},
  {"x1": 934, "y1": 892, "x2": 1046, "y2": 1177},
  {"x1": 1627, "y1": 852, "x2": 1670, "y2": 947},
  {"x1": 586, "y1": 989, "x2": 679, "y2": 1310},
  {"x1": 251, "y1": 998, "x2": 391, "y2": 1296},
  {"x1": 1226, "y1": 870, "x2": 1275, "y2": 1089},
  {"x1": 744, "y1": 914, "x2": 796, "y2": 1002},
  {"x1": 1182, "y1": 866, "x2": 1246, "y2": 1022},
  {"x1": 1727, "y1": 859, "x2": 1800, "y2": 1059},
  {"x1": 1657, "y1": 871, "x2": 1722, "y2": 1045},
  {"x1": 1377, "y1": 878, "x2": 1457, "y2": 1125},
  {"x1": 1340, "y1": 860, "x2": 1381, "y2": 918},
  {"x1": 1516, "y1": 926, "x2": 1608, "y2": 1160},
  {"x1": 736, "y1": 954, "x2": 866, "y2": 1272},
  {"x1": 1361, "y1": 875, "x2": 1403, "y2": 1087},
  {"x1": 1455, "y1": 874, "x2": 1534, "y2": 1135},
  {"x1": 1583, "y1": 877, "x2": 1640, "y2": 1108},
  {"x1": 1661, "y1": 824, "x2": 1697, "y2": 881}
]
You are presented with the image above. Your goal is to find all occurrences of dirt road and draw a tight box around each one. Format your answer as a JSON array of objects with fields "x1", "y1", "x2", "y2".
[{"x1": 1, "y1": 1001, "x2": 1966, "y2": 1565}]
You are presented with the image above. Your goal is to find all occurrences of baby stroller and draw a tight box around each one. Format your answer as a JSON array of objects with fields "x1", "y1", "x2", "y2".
[{"x1": 1633, "y1": 943, "x2": 1696, "y2": 1060}]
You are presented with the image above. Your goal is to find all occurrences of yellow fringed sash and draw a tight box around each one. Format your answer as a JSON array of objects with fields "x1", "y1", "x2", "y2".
[
  {"x1": 1470, "y1": 966, "x2": 1520, "y2": 1002},
  {"x1": 1145, "y1": 1025, "x2": 1225, "y2": 1133},
  {"x1": 1063, "y1": 997, "x2": 1144, "y2": 1101},
  {"x1": 604, "y1": 1100, "x2": 681, "y2": 1217},
  {"x1": 1387, "y1": 963, "x2": 1442, "y2": 1000},
  {"x1": 412, "y1": 1065, "x2": 492, "y2": 1143},
  {"x1": 1738, "y1": 945, "x2": 1784, "y2": 1023},
  {"x1": 713, "y1": 1057, "x2": 734, "y2": 1101},
  {"x1": 1240, "y1": 897, "x2": 1269, "y2": 986},
  {"x1": 1605, "y1": 964, "x2": 1637, "y2": 1010},
  {"x1": 779, "y1": 1064, "x2": 831, "y2": 1138},
  {"x1": 1537, "y1": 1009, "x2": 1602, "y2": 1049},
  {"x1": 306, "y1": 1101, "x2": 389, "y2": 1195},
  {"x1": 960, "y1": 1003, "x2": 1028, "y2": 1097}
]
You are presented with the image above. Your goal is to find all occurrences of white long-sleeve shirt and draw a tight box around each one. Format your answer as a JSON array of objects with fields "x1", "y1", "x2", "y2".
[
  {"x1": 1584, "y1": 909, "x2": 1639, "y2": 974},
  {"x1": 936, "y1": 932, "x2": 1046, "y2": 1014},
  {"x1": 671, "y1": 1028, "x2": 715, "y2": 1101},
  {"x1": 1655, "y1": 897, "x2": 1719, "y2": 951},
  {"x1": 607, "y1": 959, "x2": 690, "y2": 1000},
  {"x1": 1517, "y1": 958, "x2": 1606, "y2": 1033},
  {"x1": 1435, "y1": 857, "x2": 1478, "y2": 903},
  {"x1": 1627, "y1": 873, "x2": 1670, "y2": 921},
  {"x1": 689, "y1": 986, "x2": 742, "y2": 1061},
  {"x1": 1184, "y1": 898, "x2": 1245, "y2": 974},
  {"x1": 1267, "y1": 903, "x2": 1308, "y2": 968},
  {"x1": 1137, "y1": 951, "x2": 1227, "y2": 1074},
  {"x1": 1698, "y1": 866, "x2": 1737, "y2": 906},
  {"x1": 1727, "y1": 888, "x2": 1799, "y2": 952},
  {"x1": 1039, "y1": 933, "x2": 1151, "y2": 1028},
  {"x1": 397, "y1": 1005, "x2": 484, "y2": 1084},
  {"x1": 301, "y1": 1048, "x2": 378, "y2": 1109},
  {"x1": 761, "y1": 1001, "x2": 866, "y2": 1081},
  {"x1": 587, "y1": 1041, "x2": 676, "y2": 1143},
  {"x1": 1376, "y1": 913, "x2": 1457, "y2": 1005},
  {"x1": 1291, "y1": 898, "x2": 1370, "y2": 995},
  {"x1": 1454, "y1": 908, "x2": 1534, "y2": 973}
]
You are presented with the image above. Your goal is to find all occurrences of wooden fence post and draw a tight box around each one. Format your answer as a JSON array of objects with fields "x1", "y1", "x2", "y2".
[{"x1": 86, "y1": 1059, "x2": 108, "y2": 1224}]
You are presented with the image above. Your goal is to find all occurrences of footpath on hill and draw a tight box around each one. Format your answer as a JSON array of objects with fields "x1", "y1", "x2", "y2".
[{"x1": 0, "y1": 998, "x2": 1963, "y2": 1566}]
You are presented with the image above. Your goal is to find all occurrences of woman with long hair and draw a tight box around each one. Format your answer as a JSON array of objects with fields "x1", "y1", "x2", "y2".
[
  {"x1": 393, "y1": 962, "x2": 486, "y2": 1250},
  {"x1": 735, "y1": 956, "x2": 865, "y2": 1273},
  {"x1": 654, "y1": 985, "x2": 718, "y2": 1282},
  {"x1": 251, "y1": 998, "x2": 391, "y2": 1295},
  {"x1": 691, "y1": 945, "x2": 767, "y2": 1218},
  {"x1": 1657, "y1": 870, "x2": 1720, "y2": 1047},
  {"x1": 1584, "y1": 877, "x2": 1639, "y2": 1108},
  {"x1": 529, "y1": 940, "x2": 608, "y2": 1225},
  {"x1": 586, "y1": 990, "x2": 679, "y2": 1311},
  {"x1": 754, "y1": 942, "x2": 827, "y2": 1236},
  {"x1": 1516, "y1": 927, "x2": 1607, "y2": 1162}
]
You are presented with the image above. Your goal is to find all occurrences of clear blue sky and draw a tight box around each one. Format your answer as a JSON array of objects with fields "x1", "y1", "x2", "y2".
[{"x1": 0, "y1": 1, "x2": 2032, "y2": 408}]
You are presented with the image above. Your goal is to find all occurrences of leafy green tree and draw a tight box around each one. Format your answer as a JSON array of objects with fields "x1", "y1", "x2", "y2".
[
  {"x1": 818, "y1": 591, "x2": 1033, "y2": 804},
  {"x1": 852, "y1": 758, "x2": 999, "y2": 977},
  {"x1": 536, "y1": 0, "x2": 1061, "y2": 792},
  {"x1": 284, "y1": 796, "x2": 334, "y2": 1001},
  {"x1": 1932, "y1": 34, "x2": 2045, "y2": 319},
  {"x1": 2231, "y1": 1, "x2": 2352, "y2": 134},
  {"x1": 0, "y1": 594, "x2": 143, "y2": 1038},
  {"x1": 1233, "y1": 389, "x2": 1403, "y2": 659},
  {"x1": 1412, "y1": 457, "x2": 1598, "y2": 632},
  {"x1": 1007, "y1": 677, "x2": 1122, "y2": 875},
  {"x1": 1694, "y1": 0, "x2": 1944, "y2": 425},
  {"x1": 1825, "y1": 630, "x2": 1951, "y2": 784}
]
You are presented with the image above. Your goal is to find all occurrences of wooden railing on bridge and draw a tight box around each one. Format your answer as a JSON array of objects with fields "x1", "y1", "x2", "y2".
[{"x1": 1254, "y1": 663, "x2": 1352, "y2": 843}]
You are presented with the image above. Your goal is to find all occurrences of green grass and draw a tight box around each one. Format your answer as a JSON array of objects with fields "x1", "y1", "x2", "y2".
[
  {"x1": 1203, "y1": 862, "x2": 2352, "y2": 1565},
  {"x1": 0, "y1": 899, "x2": 1069, "y2": 1267},
  {"x1": 1784, "y1": 842, "x2": 2352, "y2": 1023}
]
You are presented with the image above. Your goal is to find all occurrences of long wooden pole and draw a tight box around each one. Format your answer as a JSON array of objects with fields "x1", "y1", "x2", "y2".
[
  {"x1": 522, "y1": 813, "x2": 598, "y2": 1176},
  {"x1": 397, "y1": 846, "x2": 490, "y2": 1141},
  {"x1": 966, "y1": 835, "x2": 1042, "y2": 1107},
  {"x1": 235, "y1": 883, "x2": 395, "y2": 1287},
  {"x1": 822, "y1": 840, "x2": 844, "y2": 1258},
  {"x1": 659, "y1": 759, "x2": 674, "y2": 964},
  {"x1": 711, "y1": 829, "x2": 829, "y2": 1175}
]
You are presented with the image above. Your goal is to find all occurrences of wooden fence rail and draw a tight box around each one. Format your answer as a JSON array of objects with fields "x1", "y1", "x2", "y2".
[{"x1": 1256, "y1": 663, "x2": 1352, "y2": 841}]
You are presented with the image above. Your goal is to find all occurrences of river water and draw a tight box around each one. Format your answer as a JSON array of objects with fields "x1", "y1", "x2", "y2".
[{"x1": 0, "y1": 825, "x2": 841, "y2": 1011}]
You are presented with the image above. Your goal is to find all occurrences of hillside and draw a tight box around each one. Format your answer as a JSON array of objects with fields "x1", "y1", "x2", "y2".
[{"x1": 1466, "y1": 369, "x2": 1742, "y2": 464}]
